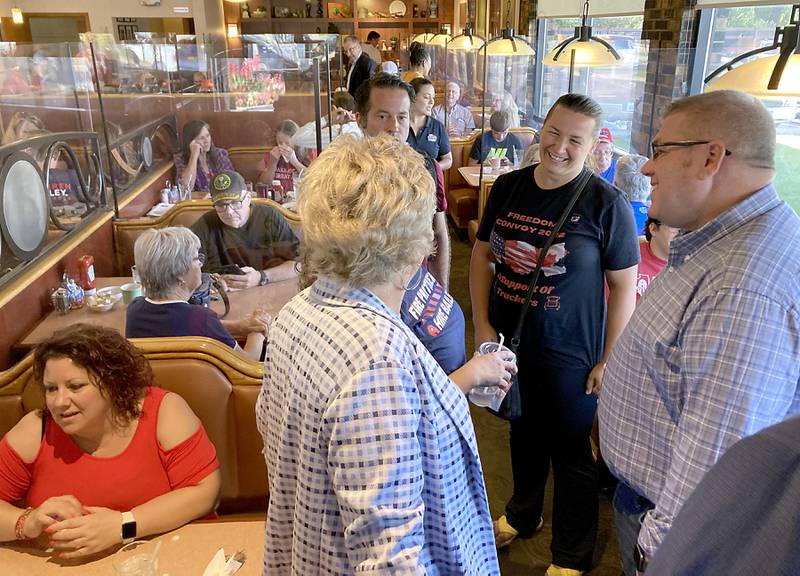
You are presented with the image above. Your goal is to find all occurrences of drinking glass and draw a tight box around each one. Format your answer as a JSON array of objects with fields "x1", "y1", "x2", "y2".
[{"x1": 112, "y1": 542, "x2": 158, "y2": 576}]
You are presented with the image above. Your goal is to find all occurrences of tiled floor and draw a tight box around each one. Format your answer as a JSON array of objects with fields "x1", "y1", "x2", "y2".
[{"x1": 448, "y1": 224, "x2": 622, "y2": 576}]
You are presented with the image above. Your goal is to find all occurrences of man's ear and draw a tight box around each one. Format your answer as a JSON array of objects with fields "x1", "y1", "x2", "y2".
[
  {"x1": 702, "y1": 141, "x2": 727, "y2": 177},
  {"x1": 356, "y1": 111, "x2": 366, "y2": 129}
]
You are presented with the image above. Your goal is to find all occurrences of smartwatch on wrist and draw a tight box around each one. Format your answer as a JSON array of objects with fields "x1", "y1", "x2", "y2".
[
  {"x1": 634, "y1": 542, "x2": 649, "y2": 573},
  {"x1": 259, "y1": 270, "x2": 269, "y2": 286},
  {"x1": 121, "y1": 511, "x2": 137, "y2": 544}
]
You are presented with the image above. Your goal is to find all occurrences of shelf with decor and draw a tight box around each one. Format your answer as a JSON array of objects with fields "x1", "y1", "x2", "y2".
[{"x1": 237, "y1": 0, "x2": 446, "y2": 41}]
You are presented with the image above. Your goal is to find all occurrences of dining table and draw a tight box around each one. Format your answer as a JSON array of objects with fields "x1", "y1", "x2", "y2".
[
  {"x1": 0, "y1": 517, "x2": 265, "y2": 575},
  {"x1": 17, "y1": 276, "x2": 300, "y2": 350},
  {"x1": 457, "y1": 165, "x2": 506, "y2": 221}
]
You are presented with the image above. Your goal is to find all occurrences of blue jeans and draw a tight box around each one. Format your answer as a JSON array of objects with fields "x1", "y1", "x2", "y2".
[{"x1": 612, "y1": 482, "x2": 654, "y2": 576}]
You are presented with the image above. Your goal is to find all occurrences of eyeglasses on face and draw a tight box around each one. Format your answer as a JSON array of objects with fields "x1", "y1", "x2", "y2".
[
  {"x1": 214, "y1": 195, "x2": 246, "y2": 212},
  {"x1": 650, "y1": 140, "x2": 732, "y2": 160},
  {"x1": 195, "y1": 251, "x2": 206, "y2": 265}
]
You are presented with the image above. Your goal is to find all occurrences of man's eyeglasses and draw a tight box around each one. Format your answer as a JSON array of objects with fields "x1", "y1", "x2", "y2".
[
  {"x1": 214, "y1": 196, "x2": 246, "y2": 212},
  {"x1": 650, "y1": 140, "x2": 732, "y2": 160},
  {"x1": 195, "y1": 251, "x2": 206, "y2": 265}
]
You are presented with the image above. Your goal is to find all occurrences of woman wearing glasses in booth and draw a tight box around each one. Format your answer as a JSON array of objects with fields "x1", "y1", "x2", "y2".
[{"x1": 126, "y1": 226, "x2": 269, "y2": 360}]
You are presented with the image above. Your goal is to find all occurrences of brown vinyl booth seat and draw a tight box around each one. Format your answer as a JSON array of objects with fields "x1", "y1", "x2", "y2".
[
  {"x1": 227, "y1": 146, "x2": 268, "y2": 185},
  {"x1": 445, "y1": 127, "x2": 538, "y2": 232},
  {"x1": 0, "y1": 337, "x2": 268, "y2": 515},
  {"x1": 113, "y1": 198, "x2": 301, "y2": 275}
]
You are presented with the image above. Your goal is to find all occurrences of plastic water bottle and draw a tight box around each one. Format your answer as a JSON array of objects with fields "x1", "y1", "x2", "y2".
[{"x1": 169, "y1": 184, "x2": 180, "y2": 204}]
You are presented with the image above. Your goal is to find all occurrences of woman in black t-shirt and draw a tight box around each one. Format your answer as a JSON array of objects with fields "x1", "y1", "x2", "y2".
[{"x1": 469, "y1": 94, "x2": 639, "y2": 575}]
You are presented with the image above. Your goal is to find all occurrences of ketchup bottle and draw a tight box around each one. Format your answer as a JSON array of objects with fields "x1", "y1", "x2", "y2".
[{"x1": 78, "y1": 255, "x2": 96, "y2": 295}]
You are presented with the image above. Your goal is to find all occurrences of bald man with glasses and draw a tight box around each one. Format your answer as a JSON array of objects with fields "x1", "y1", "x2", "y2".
[
  {"x1": 599, "y1": 90, "x2": 800, "y2": 575},
  {"x1": 190, "y1": 170, "x2": 299, "y2": 290}
]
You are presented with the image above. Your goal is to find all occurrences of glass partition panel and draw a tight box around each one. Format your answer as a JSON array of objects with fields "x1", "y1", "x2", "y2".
[
  {"x1": 0, "y1": 42, "x2": 107, "y2": 280},
  {"x1": 172, "y1": 34, "x2": 330, "y2": 200},
  {"x1": 86, "y1": 39, "x2": 179, "y2": 200}
]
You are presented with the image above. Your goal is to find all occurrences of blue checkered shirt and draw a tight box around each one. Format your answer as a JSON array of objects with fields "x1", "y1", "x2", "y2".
[
  {"x1": 599, "y1": 184, "x2": 800, "y2": 558},
  {"x1": 256, "y1": 278, "x2": 499, "y2": 575}
]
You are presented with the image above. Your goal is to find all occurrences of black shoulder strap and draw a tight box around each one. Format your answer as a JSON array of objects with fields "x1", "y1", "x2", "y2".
[{"x1": 510, "y1": 168, "x2": 593, "y2": 351}]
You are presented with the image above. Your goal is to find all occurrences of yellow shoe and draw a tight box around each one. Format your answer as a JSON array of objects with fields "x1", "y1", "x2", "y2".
[
  {"x1": 493, "y1": 515, "x2": 518, "y2": 548},
  {"x1": 545, "y1": 565, "x2": 584, "y2": 576},
  {"x1": 493, "y1": 515, "x2": 544, "y2": 548}
]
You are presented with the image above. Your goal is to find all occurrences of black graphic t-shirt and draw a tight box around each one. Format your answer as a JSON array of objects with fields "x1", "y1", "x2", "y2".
[{"x1": 476, "y1": 165, "x2": 639, "y2": 370}]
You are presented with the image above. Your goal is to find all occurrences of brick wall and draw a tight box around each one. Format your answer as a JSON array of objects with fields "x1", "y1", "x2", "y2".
[{"x1": 631, "y1": 0, "x2": 698, "y2": 154}]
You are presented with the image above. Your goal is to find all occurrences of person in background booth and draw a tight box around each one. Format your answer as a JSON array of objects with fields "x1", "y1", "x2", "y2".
[
  {"x1": 191, "y1": 170, "x2": 299, "y2": 291},
  {"x1": 432, "y1": 80, "x2": 476, "y2": 138},
  {"x1": 292, "y1": 92, "x2": 362, "y2": 150},
  {"x1": 521, "y1": 143, "x2": 541, "y2": 168},
  {"x1": 470, "y1": 93, "x2": 639, "y2": 575},
  {"x1": 257, "y1": 119, "x2": 311, "y2": 195},
  {"x1": 635, "y1": 217, "x2": 678, "y2": 301},
  {"x1": 126, "y1": 227, "x2": 269, "y2": 360},
  {"x1": 614, "y1": 154, "x2": 651, "y2": 235},
  {"x1": 408, "y1": 77, "x2": 452, "y2": 170},
  {"x1": 257, "y1": 134, "x2": 514, "y2": 574},
  {"x1": 491, "y1": 90, "x2": 521, "y2": 128},
  {"x1": 401, "y1": 42, "x2": 431, "y2": 83},
  {"x1": 362, "y1": 31, "x2": 382, "y2": 64},
  {"x1": 379, "y1": 60, "x2": 399, "y2": 76},
  {"x1": 591, "y1": 127, "x2": 616, "y2": 183},
  {"x1": 174, "y1": 120, "x2": 234, "y2": 194},
  {"x1": 0, "y1": 324, "x2": 220, "y2": 558},
  {"x1": 469, "y1": 110, "x2": 523, "y2": 166}
]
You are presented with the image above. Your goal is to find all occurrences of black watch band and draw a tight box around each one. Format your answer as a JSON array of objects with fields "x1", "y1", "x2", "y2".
[
  {"x1": 121, "y1": 511, "x2": 137, "y2": 544},
  {"x1": 259, "y1": 270, "x2": 269, "y2": 286},
  {"x1": 634, "y1": 543, "x2": 649, "y2": 573}
]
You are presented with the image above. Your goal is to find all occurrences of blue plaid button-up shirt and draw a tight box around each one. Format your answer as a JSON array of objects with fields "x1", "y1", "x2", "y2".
[
  {"x1": 257, "y1": 278, "x2": 499, "y2": 575},
  {"x1": 599, "y1": 184, "x2": 800, "y2": 558}
]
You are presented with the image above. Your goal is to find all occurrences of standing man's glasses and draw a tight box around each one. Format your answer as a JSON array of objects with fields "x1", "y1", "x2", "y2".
[{"x1": 650, "y1": 140, "x2": 732, "y2": 160}]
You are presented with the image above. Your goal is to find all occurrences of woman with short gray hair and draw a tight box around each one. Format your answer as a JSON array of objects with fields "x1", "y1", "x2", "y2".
[
  {"x1": 126, "y1": 226, "x2": 267, "y2": 359},
  {"x1": 614, "y1": 154, "x2": 650, "y2": 234}
]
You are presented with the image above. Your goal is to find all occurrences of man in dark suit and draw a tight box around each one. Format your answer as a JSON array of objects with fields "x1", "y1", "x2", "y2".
[{"x1": 343, "y1": 35, "x2": 375, "y2": 98}]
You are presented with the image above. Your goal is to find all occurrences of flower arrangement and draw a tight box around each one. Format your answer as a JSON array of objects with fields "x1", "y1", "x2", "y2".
[{"x1": 227, "y1": 54, "x2": 286, "y2": 110}]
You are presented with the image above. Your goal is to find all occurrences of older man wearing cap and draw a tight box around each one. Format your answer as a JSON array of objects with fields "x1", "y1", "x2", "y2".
[
  {"x1": 592, "y1": 127, "x2": 616, "y2": 183},
  {"x1": 190, "y1": 170, "x2": 299, "y2": 290}
]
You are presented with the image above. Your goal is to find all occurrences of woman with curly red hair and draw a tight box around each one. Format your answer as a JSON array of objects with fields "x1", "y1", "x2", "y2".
[{"x1": 0, "y1": 324, "x2": 220, "y2": 559}]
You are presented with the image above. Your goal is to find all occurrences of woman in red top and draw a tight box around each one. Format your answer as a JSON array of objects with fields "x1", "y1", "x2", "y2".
[{"x1": 0, "y1": 324, "x2": 220, "y2": 559}]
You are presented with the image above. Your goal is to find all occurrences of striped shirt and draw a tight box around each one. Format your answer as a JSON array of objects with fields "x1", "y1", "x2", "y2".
[
  {"x1": 599, "y1": 184, "x2": 800, "y2": 558},
  {"x1": 257, "y1": 278, "x2": 499, "y2": 575}
]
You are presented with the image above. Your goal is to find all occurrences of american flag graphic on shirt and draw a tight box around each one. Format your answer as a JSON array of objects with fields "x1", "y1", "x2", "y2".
[{"x1": 490, "y1": 230, "x2": 568, "y2": 277}]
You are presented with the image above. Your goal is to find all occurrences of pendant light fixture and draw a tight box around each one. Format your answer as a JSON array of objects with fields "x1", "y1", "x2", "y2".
[
  {"x1": 543, "y1": 0, "x2": 621, "y2": 91},
  {"x1": 477, "y1": 1, "x2": 535, "y2": 190},
  {"x1": 705, "y1": 4, "x2": 800, "y2": 97},
  {"x1": 412, "y1": 27, "x2": 451, "y2": 46}
]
